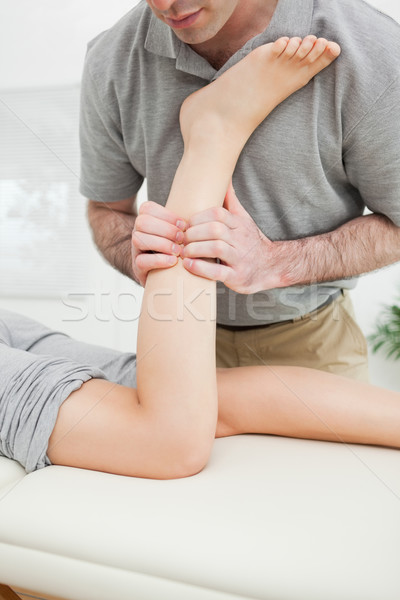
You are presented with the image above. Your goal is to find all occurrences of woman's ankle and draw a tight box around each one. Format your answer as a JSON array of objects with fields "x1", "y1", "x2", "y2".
[
  {"x1": 182, "y1": 110, "x2": 226, "y2": 146},
  {"x1": 180, "y1": 95, "x2": 244, "y2": 155}
]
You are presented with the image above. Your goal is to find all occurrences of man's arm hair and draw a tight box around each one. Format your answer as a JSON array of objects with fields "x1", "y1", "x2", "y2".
[
  {"x1": 87, "y1": 196, "x2": 137, "y2": 282},
  {"x1": 273, "y1": 213, "x2": 400, "y2": 288}
]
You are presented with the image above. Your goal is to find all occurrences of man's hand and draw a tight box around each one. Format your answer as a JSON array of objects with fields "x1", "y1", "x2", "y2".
[
  {"x1": 182, "y1": 184, "x2": 400, "y2": 292},
  {"x1": 132, "y1": 201, "x2": 187, "y2": 286},
  {"x1": 182, "y1": 184, "x2": 284, "y2": 293}
]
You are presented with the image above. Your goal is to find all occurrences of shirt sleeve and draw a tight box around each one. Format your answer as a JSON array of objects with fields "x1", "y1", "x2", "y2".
[
  {"x1": 79, "y1": 58, "x2": 144, "y2": 203},
  {"x1": 342, "y1": 77, "x2": 400, "y2": 227}
]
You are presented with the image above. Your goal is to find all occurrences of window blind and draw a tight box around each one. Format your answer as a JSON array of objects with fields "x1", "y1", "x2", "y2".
[{"x1": 0, "y1": 85, "x2": 91, "y2": 297}]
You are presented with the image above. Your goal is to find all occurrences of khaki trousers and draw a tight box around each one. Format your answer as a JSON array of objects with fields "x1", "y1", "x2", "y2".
[{"x1": 216, "y1": 291, "x2": 369, "y2": 382}]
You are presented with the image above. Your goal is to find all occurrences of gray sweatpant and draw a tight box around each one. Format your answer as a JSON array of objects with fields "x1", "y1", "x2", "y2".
[{"x1": 0, "y1": 308, "x2": 137, "y2": 473}]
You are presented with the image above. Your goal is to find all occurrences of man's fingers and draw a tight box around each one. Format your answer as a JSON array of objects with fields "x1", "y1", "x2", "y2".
[
  {"x1": 135, "y1": 214, "x2": 185, "y2": 243},
  {"x1": 183, "y1": 221, "x2": 233, "y2": 245},
  {"x1": 183, "y1": 240, "x2": 233, "y2": 263},
  {"x1": 132, "y1": 231, "x2": 182, "y2": 256},
  {"x1": 136, "y1": 252, "x2": 178, "y2": 275},
  {"x1": 139, "y1": 201, "x2": 187, "y2": 230},
  {"x1": 131, "y1": 202, "x2": 186, "y2": 285},
  {"x1": 223, "y1": 183, "x2": 248, "y2": 215},
  {"x1": 182, "y1": 257, "x2": 232, "y2": 284},
  {"x1": 188, "y1": 206, "x2": 236, "y2": 228}
]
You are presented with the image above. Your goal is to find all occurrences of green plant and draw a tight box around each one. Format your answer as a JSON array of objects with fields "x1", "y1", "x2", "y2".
[{"x1": 369, "y1": 296, "x2": 400, "y2": 361}]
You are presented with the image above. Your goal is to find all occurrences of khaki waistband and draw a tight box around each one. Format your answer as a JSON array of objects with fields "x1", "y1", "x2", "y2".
[{"x1": 217, "y1": 289, "x2": 343, "y2": 332}]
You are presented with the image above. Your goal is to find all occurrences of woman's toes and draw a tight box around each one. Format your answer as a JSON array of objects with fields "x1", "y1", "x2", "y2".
[
  {"x1": 305, "y1": 34, "x2": 318, "y2": 44},
  {"x1": 327, "y1": 41, "x2": 341, "y2": 58},
  {"x1": 295, "y1": 35, "x2": 318, "y2": 60},
  {"x1": 305, "y1": 37, "x2": 330, "y2": 62},
  {"x1": 271, "y1": 37, "x2": 290, "y2": 57},
  {"x1": 284, "y1": 37, "x2": 303, "y2": 58}
]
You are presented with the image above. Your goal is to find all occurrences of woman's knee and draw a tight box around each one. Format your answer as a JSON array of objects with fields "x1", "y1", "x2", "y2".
[
  {"x1": 148, "y1": 413, "x2": 215, "y2": 479},
  {"x1": 47, "y1": 380, "x2": 215, "y2": 480}
]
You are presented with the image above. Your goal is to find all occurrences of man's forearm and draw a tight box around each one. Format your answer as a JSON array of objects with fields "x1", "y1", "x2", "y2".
[
  {"x1": 274, "y1": 213, "x2": 400, "y2": 287},
  {"x1": 87, "y1": 203, "x2": 136, "y2": 281}
]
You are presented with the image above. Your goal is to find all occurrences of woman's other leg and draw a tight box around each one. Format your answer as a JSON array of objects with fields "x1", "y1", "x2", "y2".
[{"x1": 215, "y1": 366, "x2": 400, "y2": 449}]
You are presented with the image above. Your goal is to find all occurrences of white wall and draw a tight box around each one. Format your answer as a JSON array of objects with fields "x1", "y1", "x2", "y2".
[
  {"x1": 0, "y1": 0, "x2": 399, "y2": 389},
  {"x1": 0, "y1": 0, "x2": 144, "y2": 351},
  {"x1": 368, "y1": 0, "x2": 400, "y2": 19},
  {"x1": 0, "y1": 0, "x2": 137, "y2": 89}
]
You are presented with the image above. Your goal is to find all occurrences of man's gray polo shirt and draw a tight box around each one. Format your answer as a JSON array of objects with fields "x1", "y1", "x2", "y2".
[{"x1": 79, "y1": 0, "x2": 400, "y2": 326}]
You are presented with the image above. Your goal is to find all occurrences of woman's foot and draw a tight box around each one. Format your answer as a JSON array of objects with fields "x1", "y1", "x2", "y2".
[{"x1": 180, "y1": 36, "x2": 341, "y2": 150}]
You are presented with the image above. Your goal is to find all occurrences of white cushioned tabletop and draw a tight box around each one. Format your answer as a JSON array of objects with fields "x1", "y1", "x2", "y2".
[
  {"x1": 0, "y1": 456, "x2": 25, "y2": 491},
  {"x1": 1, "y1": 435, "x2": 400, "y2": 600}
]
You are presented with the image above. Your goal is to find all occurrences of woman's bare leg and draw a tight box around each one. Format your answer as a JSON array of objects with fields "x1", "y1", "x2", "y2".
[
  {"x1": 48, "y1": 37, "x2": 341, "y2": 479},
  {"x1": 215, "y1": 366, "x2": 400, "y2": 449}
]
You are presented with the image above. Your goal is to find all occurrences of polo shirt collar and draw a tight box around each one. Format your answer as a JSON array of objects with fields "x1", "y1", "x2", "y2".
[
  {"x1": 145, "y1": 8, "x2": 216, "y2": 80},
  {"x1": 144, "y1": 0, "x2": 314, "y2": 80}
]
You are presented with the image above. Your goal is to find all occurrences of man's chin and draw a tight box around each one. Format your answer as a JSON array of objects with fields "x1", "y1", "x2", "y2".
[
  {"x1": 172, "y1": 26, "x2": 219, "y2": 46},
  {"x1": 171, "y1": 28, "x2": 211, "y2": 44}
]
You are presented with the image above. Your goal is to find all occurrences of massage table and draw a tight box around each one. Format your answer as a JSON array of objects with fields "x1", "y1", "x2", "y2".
[{"x1": 0, "y1": 434, "x2": 399, "y2": 600}]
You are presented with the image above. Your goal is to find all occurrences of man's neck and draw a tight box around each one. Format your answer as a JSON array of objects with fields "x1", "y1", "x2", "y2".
[{"x1": 189, "y1": 0, "x2": 279, "y2": 70}]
